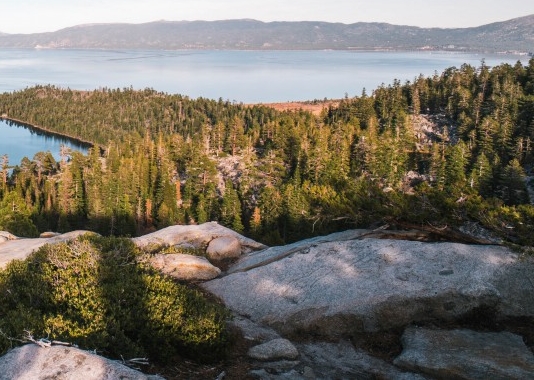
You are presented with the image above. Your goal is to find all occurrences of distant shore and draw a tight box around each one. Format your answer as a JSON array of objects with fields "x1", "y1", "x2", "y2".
[{"x1": 1, "y1": 17, "x2": 533, "y2": 53}]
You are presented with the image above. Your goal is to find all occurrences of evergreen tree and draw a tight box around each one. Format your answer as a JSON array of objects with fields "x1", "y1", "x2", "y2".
[
  {"x1": 498, "y1": 159, "x2": 529, "y2": 205},
  {"x1": 0, "y1": 191, "x2": 38, "y2": 237},
  {"x1": 220, "y1": 180, "x2": 243, "y2": 233},
  {"x1": 469, "y1": 153, "x2": 493, "y2": 197},
  {"x1": 444, "y1": 141, "x2": 469, "y2": 196}
]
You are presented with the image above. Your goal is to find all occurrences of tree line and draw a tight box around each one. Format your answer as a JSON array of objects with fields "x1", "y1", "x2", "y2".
[{"x1": 0, "y1": 58, "x2": 533, "y2": 247}]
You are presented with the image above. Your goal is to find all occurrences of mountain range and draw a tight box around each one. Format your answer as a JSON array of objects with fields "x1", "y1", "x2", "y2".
[{"x1": 0, "y1": 15, "x2": 533, "y2": 52}]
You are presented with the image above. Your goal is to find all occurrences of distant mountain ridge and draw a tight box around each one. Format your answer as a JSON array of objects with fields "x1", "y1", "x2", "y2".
[{"x1": 0, "y1": 15, "x2": 533, "y2": 52}]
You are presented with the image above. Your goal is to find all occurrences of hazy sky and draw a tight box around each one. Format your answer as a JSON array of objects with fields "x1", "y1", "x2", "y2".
[{"x1": 3, "y1": 0, "x2": 534, "y2": 34}]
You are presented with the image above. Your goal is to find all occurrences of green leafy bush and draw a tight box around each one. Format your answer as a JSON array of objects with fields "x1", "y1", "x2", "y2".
[{"x1": 0, "y1": 235, "x2": 229, "y2": 363}]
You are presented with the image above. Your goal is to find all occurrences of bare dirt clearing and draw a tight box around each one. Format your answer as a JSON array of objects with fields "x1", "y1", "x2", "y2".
[{"x1": 250, "y1": 100, "x2": 340, "y2": 115}]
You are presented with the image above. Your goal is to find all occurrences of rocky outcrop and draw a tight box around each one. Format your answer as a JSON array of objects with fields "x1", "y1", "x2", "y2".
[
  {"x1": 202, "y1": 230, "x2": 534, "y2": 378},
  {"x1": 204, "y1": 236, "x2": 534, "y2": 337},
  {"x1": 394, "y1": 327, "x2": 534, "y2": 380},
  {"x1": 132, "y1": 222, "x2": 267, "y2": 254},
  {"x1": 0, "y1": 231, "x2": 17, "y2": 243},
  {"x1": 132, "y1": 222, "x2": 267, "y2": 280},
  {"x1": 245, "y1": 335, "x2": 425, "y2": 380},
  {"x1": 39, "y1": 231, "x2": 62, "y2": 238},
  {"x1": 0, "y1": 344, "x2": 162, "y2": 380},
  {"x1": 2, "y1": 226, "x2": 533, "y2": 379},
  {"x1": 297, "y1": 341, "x2": 425, "y2": 380},
  {"x1": 0, "y1": 230, "x2": 96, "y2": 269},
  {"x1": 0, "y1": 223, "x2": 268, "y2": 280},
  {"x1": 225, "y1": 229, "x2": 369, "y2": 274},
  {"x1": 206, "y1": 236, "x2": 242, "y2": 261},
  {"x1": 148, "y1": 253, "x2": 221, "y2": 281},
  {"x1": 248, "y1": 339, "x2": 299, "y2": 361}
]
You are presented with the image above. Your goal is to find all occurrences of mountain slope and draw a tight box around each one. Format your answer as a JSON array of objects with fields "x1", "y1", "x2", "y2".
[{"x1": 0, "y1": 15, "x2": 533, "y2": 52}]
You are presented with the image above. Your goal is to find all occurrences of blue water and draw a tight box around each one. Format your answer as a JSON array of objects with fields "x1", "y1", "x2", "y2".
[
  {"x1": 0, "y1": 49, "x2": 528, "y2": 167},
  {"x1": 0, "y1": 120, "x2": 88, "y2": 169},
  {"x1": 0, "y1": 49, "x2": 528, "y2": 103}
]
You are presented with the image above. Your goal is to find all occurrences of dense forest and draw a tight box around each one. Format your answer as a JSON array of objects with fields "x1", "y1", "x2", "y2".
[{"x1": 0, "y1": 58, "x2": 533, "y2": 249}]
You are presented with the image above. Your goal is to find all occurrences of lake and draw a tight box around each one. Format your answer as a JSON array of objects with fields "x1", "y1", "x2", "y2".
[
  {"x1": 0, "y1": 48, "x2": 529, "y2": 167},
  {"x1": 0, "y1": 49, "x2": 528, "y2": 103},
  {"x1": 0, "y1": 119, "x2": 89, "y2": 169}
]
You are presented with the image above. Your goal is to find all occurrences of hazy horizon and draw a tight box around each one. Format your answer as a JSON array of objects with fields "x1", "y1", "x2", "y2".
[
  {"x1": 1, "y1": 13, "x2": 534, "y2": 36},
  {"x1": 2, "y1": 0, "x2": 534, "y2": 34}
]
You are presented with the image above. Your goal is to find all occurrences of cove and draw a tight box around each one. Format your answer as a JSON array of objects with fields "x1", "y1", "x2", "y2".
[{"x1": 0, "y1": 119, "x2": 90, "y2": 169}]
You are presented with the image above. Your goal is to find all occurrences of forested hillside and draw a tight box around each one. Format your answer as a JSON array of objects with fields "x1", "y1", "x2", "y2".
[
  {"x1": 1, "y1": 58, "x2": 533, "y2": 248},
  {"x1": 1, "y1": 16, "x2": 533, "y2": 52}
]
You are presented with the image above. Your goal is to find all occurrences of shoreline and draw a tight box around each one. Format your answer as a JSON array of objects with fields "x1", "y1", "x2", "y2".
[
  {"x1": 1, "y1": 116, "x2": 95, "y2": 149},
  {"x1": 0, "y1": 46, "x2": 530, "y2": 56}
]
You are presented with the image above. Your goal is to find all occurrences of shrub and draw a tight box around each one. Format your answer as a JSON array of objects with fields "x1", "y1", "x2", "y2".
[{"x1": 0, "y1": 235, "x2": 229, "y2": 363}]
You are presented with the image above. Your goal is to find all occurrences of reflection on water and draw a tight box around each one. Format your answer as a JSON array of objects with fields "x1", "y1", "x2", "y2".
[{"x1": 0, "y1": 120, "x2": 89, "y2": 168}]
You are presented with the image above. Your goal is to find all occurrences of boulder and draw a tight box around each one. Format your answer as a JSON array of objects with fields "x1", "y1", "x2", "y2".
[
  {"x1": 148, "y1": 253, "x2": 221, "y2": 281},
  {"x1": 0, "y1": 230, "x2": 97, "y2": 269},
  {"x1": 206, "y1": 236, "x2": 242, "y2": 260},
  {"x1": 248, "y1": 339, "x2": 299, "y2": 361},
  {"x1": 0, "y1": 223, "x2": 267, "y2": 274},
  {"x1": 229, "y1": 315, "x2": 282, "y2": 342},
  {"x1": 0, "y1": 231, "x2": 17, "y2": 243},
  {"x1": 297, "y1": 341, "x2": 425, "y2": 380},
  {"x1": 0, "y1": 344, "x2": 162, "y2": 380},
  {"x1": 203, "y1": 233, "x2": 534, "y2": 338},
  {"x1": 394, "y1": 327, "x2": 534, "y2": 380},
  {"x1": 132, "y1": 222, "x2": 267, "y2": 254},
  {"x1": 39, "y1": 231, "x2": 61, "y2": 238},
  {"x1": 248, "y1": 340, "x2": 425, "y2": 379}
]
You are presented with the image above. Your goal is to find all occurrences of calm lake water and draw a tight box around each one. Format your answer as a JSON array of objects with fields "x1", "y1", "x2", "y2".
[
  {"x1": 0, "y1": 119, "x2": 89, "y2": 168},
  {"x1": 0, "y1": 49, "x2": 528, "y2": 102},
  {"x1": 0, "y1": 48, "x2": 529, "y2": 166}
]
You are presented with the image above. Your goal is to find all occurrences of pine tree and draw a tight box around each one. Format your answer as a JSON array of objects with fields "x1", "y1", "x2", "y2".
[
  {"x1": 220, "y1": 180, "x2": 243, "y2": 233},
  {"x1": 444, "y1": 141, "x2": 469, "y2": 196},
  {"x1": 0, "y1": 191, "x2": 38, "y2": 237},
  {"x1": 469, "y1": 153, "x2": 493, "y2": 197},
  {"x1": 498, "y1": 159, "x2": 529, "y2": 205},
  {"x1": 249, "y1": 206, "x2": 262, "y2": 239}
]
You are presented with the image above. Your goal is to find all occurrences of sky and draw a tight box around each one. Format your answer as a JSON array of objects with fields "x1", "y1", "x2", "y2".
[{"x1": 2, "y1": 0, "x2": 534, "y2": 34}]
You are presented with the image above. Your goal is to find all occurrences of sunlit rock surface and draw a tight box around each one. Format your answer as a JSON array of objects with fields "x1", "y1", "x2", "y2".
[
  {"x1": 0, "y1": 230, "x2": 95, "y2": 269},
  {"x1": 204, "y1": 231, "x2": 534, "y2": 378},
  {"x1": 148, "y1": 253, "x2": 221, "y2": 281},
  {"x1": 206, "y1": 236, "x2": 242, "y2": 261},
  {"x1": 0, "y1": 344, "x2": 162, "y2": 380},
  {"x1": 132, "y1": 222, "x2": 267, "y2": 254},
  {"x1": 204, "y1": 234, "x2": 534, "y2": 336}
]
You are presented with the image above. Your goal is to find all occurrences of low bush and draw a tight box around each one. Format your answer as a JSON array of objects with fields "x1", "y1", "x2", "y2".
[{"x1": 0, "y1": 235, "x2": 229, "y2": 363}]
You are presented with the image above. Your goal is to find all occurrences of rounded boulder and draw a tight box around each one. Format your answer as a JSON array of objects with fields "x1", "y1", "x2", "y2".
[{"x1": 206, "y1": 236, "x2": 242, "y2": 261}]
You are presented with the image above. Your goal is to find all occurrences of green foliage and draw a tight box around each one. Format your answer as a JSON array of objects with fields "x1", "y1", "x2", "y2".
[
  {"x1": 0, "y1": 235, "x2": 229, "y2": 363},
  {"x1": 0, "y1": 191, "x2": 39, "y2": 237},
  {"x1": 1, "y1": 60, "x2": 534, "y2": 246},
  {"x1": 220, "y1": 180, "x2": 244, "y2": 233}
]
